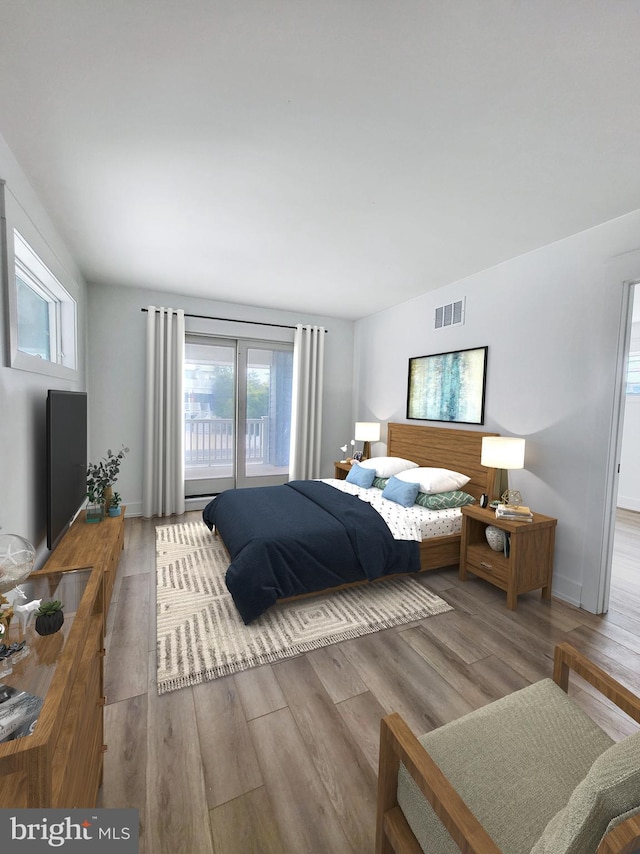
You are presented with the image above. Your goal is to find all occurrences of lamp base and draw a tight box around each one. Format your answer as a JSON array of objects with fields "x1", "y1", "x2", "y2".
[{"x1": 362, "y1": 441, "x2": 371, "y2": 460}]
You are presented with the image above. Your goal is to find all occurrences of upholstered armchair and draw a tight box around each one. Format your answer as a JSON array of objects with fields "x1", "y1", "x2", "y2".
[{"x1": 376, "y1": 643, "x2": 640, "y2": 854}]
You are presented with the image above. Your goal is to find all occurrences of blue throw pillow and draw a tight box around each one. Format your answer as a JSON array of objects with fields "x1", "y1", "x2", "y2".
[
  {"x1": 346, "y1": 462, "x2": 376, "y2": 488},
  {"x1": 382, "y1": 475, "x2": 420, "y2": 507}
]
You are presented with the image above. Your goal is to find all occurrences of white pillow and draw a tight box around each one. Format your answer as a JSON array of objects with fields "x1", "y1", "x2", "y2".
[
  {"x1": 395, "y1": 466, "x2": 470, "y2": 494},
  {"x1": 358, "y1": 456, "x2": 418, "y2": 478}
]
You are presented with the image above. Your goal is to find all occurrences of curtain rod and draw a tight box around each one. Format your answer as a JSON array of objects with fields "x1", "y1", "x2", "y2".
[{"x1": 140, "y1": 307, "x2": 328, "y2": 332}]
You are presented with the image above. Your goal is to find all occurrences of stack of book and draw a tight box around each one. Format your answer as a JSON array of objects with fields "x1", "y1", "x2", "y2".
[{"x1": 495, "y1": 504, "x2": 534, "y2": 522}]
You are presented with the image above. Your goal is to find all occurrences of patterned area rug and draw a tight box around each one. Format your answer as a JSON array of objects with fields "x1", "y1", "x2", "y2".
[{"x1": 155, "y1": 520, "x2": 453, "y2": 694}]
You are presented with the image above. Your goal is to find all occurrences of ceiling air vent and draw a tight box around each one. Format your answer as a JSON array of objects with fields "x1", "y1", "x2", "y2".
[{"x1": 435, "y1": 298, "x2": 465, "y2": 329}]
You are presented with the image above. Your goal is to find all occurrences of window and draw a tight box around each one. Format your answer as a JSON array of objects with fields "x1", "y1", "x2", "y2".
[{"x1": 8, "y1": 229, "x2": 77, "y2": 377}]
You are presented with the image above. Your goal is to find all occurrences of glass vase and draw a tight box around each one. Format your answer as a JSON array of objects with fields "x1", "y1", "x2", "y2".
[{"x1": 85, "y1": 501, "x2": 105, "y2": 524}]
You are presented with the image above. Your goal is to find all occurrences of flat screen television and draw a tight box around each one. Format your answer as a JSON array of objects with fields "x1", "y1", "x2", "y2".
[{"x1": 46, "y1": 390, "x2": 88, "y2": 550}]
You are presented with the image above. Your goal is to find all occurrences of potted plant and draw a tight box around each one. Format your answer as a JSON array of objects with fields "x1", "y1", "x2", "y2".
[
  {"x1": 35, "y1": 600, "x2": 64, "y2": 636},
  {"x1": 86, "y1": 445, "x2": 129, "y2": 521},
  {"x1": 108, "y1": 492, "x2": 122, "y2": 517}
]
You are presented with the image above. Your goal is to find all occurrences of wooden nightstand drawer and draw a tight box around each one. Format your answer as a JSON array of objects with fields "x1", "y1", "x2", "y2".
[{"x1": 465, "y1": 544, "x2": 509, "y2": 583}]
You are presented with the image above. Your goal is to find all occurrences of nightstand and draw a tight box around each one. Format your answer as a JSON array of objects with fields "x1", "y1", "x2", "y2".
[
  {"x1": 334, "y1": 460, "x2": 352, "y2": 479},
  {"x1": 459, "y1": 504, "x2": 557, "y2": 609}
]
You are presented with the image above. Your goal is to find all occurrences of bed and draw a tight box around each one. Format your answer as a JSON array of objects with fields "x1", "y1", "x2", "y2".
[{"x1": 202, "y1": 422, "x2": 498, "y2": 623}]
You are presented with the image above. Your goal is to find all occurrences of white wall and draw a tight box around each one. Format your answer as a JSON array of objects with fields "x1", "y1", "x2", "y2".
[
  {"x1": 87, "y1": 282, "x2": 355, "y2": 517},
  {"x1": 0, "y1": 133, "x2": 87, "y2": 564},
  {"x1": 618, "y1": 317, "x2": 640, "y2": 511},
  {"x1": 353, "y1": 211, "x2": 640, "y2": 613}
]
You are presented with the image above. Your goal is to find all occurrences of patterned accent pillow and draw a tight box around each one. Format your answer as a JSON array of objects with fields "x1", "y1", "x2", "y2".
[
  {"x1": 372, "y1": 476, "x2": 389, "y2": 490},
  {"x1": 415, "y1": 490, "x2": 476, "y2": 510}
]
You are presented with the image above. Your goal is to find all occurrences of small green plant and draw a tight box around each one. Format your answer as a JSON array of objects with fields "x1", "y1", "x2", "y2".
[
  {"x1": 35, "y1": 600, "x2": 65, "y2": 636},
  {"x1": 110, "y1": 491, "x2": 122, "y2": 509},
  {"x1": 36, "y1": 600, "x2": 63, "y2": 616},
  {"x1": 86, "y1": 445, "x2": 129, "y2": 503}
]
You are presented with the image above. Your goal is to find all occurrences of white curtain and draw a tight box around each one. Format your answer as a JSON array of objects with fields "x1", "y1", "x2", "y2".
[
  {"x1": 289, "y1": 324, "x2": 325, "y2": 480},
  {"x1": 142, "y1": 306, "x2": 186, "y2": 518}
]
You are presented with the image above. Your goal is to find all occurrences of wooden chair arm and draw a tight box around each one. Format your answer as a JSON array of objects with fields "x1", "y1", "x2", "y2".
[
  {"x1": 376, "y1": 712, "x2": 502, "y2": 854},
  {"x1": 597, "y1": 813, "x2": 640, "y2": 854},
  {"x1": 554, "y1": 644, "x2": 640, "y2": 854},
  {"x1": 553, "y1": 643, "x2": 640, "y2": 724}
]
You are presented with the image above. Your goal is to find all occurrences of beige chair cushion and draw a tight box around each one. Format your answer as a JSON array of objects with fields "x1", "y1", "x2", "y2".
[
  {"x1": 397, "y1": 679, "x2": 614, "y2": 854},
  {"x1": 530, "y1": 732, "x2": 640, "y2": 854}
]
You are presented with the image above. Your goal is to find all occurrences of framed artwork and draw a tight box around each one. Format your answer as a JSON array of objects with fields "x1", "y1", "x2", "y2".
[{"x1": 406, "y1": 346, "x2": 488, "y2": 425}]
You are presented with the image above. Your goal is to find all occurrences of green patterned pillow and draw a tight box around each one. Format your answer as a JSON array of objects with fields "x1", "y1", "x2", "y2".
[
  {"x1": 415, "y1": 490, "x2": 476, "y2": 510},
  {"x1": 372, "y1": 476, "x2": 389, "y2": 489}
]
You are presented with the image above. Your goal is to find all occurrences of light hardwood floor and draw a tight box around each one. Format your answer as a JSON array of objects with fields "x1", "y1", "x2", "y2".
[{"x1": 99, "y1": 509, "x2": 640, "y2": 854}]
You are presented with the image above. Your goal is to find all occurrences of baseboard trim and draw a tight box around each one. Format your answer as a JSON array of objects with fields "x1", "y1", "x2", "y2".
[{"x1": 617, "y1": 498, "x2": 640, "y2": 513}]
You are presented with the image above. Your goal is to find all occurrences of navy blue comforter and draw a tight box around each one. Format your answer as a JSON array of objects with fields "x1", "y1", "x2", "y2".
[{"x1": 202, "y1": 480, "x2": 420, "y2": 624}]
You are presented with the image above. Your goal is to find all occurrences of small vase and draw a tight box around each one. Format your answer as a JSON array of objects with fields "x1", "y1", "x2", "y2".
[
  {"x1": 86, "y1": 501, "x2": 105, "y2": 524},
  {"x1": 103, "y1": 486, "x2": 114, "y2": 513},
  {"x1": 108, "y1": 506, "x2": 121, "y2": 517},
  {"x1": 485, "y1": 525, "x2": 506, "y2": 552}
]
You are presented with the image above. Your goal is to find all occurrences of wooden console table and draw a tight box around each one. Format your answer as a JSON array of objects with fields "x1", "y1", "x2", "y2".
[
  {"x1": 0, "y1": 509, "x2": 125, "y2": 807},
  {"x1": 44, "y1": 508, "x2": 125, "y2": 619}
]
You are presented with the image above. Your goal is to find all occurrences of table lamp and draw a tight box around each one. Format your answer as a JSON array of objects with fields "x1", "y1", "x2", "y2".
[
  {"x1": 354, "y1": 422, "x2": 381, "y2": 460},
  {"x1": 480, "y1": 436, "x2": 526, "y2": 506}
]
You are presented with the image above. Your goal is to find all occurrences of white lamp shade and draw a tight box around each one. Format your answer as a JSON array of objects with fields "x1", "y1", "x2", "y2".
[
  {"x1": 354, "y1": 422, "x2": 381, "y2": 442},
  {"x1": 481, "y1": 436, "x2": 525, "y2": 470}
]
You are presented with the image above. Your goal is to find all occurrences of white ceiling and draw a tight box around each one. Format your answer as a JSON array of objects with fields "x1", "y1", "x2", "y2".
[{"x1": 1, "y1": 1, "x2": 640, "y2": 321}]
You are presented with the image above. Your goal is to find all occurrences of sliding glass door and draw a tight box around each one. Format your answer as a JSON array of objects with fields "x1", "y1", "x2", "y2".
[{"x1": 184, "y1": 335, "x2": 293, "y2": 496}]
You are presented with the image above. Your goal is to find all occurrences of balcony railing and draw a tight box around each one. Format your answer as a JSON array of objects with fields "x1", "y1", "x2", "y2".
[{"x1": 185, "y1": 416, "x2": 269, "y2": 465}]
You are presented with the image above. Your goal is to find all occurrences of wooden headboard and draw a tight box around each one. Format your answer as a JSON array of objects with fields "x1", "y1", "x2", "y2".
[{"x1": 386, "y1": 422, "x2": 499, "y2": 501}]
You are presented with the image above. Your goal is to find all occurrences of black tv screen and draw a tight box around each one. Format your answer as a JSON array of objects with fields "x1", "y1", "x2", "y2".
[{"x1": 46, "y1": 390, "x2": 88, "y2": 550}]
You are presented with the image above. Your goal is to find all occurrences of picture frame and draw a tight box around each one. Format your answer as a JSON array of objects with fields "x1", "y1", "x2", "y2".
[{"x1": 406, "y1": 345, "x2": 488, "y2": 425}]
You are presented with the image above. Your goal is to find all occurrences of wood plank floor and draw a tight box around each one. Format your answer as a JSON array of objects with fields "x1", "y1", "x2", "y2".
[{"x1": 99, "y1": 508, "x2": 640, "y2": 853}]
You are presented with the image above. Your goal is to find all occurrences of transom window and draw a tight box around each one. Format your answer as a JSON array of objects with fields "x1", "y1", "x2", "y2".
[{"x1": 9, "y1": 229, "x2": 77, "y2": 377}]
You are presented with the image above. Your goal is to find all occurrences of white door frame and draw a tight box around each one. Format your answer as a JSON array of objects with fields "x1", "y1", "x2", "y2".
[{"x1": 598, "y1": 253, "x2": 639, "y2": 612}]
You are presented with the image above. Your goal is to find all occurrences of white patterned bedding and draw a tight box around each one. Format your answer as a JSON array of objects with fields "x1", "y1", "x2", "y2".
[{"x1": 321, "y1": 478, "x2": 463, "y2": 542}]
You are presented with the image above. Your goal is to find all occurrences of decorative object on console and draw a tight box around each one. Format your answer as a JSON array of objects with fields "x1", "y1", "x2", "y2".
[
  {"x1": 0, "y1": 534, "x2": 35, "y2": 594},
  {"x1": 14, "y1": 599, "x2": 41, "y2": 635},
  {"x1": 485, "y1": 525, "x2": 506, "y2": 551},
  {"x1": 86, "y1": 444, "x2": 129, "y2": 520},
  {"x1": 85, "y1": 502, "x2": 105, "y2": 524},
  {"x1": 354, "y1": 421, "x2": 380, "y2": 459},
  {"x1": 407, "y1": 346, "x2": 488, "y2": 425},
  {"x1": 108, "y1": 492, "x2": 122, "y2": 516},
  {"x1": 34, "y1": 600, "x2": 64, "y2": 636},
  {"x1": 481, "y1": 435, "x2": 526, "y2": 505},
  {"x1": 0, "y1": 534, "x2": 35, "y2": 643}
]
